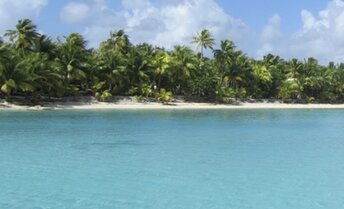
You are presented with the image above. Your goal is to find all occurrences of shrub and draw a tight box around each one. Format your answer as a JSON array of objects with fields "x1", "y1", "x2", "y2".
[
  {"x1": 156, "y1": 88, "x2": 172, "y2": 104},
  {"x1": 96, "y1": 90, "x2": 112, "y2": 102}
]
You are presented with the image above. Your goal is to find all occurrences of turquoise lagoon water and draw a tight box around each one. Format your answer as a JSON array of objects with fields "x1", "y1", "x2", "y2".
[{"x1": 1, "y1": 109, "x2": 344, "y2": 209}]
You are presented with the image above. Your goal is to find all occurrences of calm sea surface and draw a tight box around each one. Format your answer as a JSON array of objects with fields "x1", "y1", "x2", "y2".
[{"x1": 1, "y1": 109, "x2": 344, "y2": 209}]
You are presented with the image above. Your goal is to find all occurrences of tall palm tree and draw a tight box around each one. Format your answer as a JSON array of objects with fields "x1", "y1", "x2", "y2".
[
  {"x1": 153, "y1": 52, "x2": 171, "y2": 89},
  {"x1": 123, "y1": 47, "x2": 151, "y2": 91},
  {"x1": 286, "y1": 59, "x2": 303, "y2": 79},
  {"x1": 98, "y1": 30, "x2": 131, "y2": 57},
  {"x1": 191, "y1": 29, "x2": 215, "y2": 58},
  {"x1": 251, "y1": 61, "x2": 273, "y2": 98},
  {"x1": 213, "y1": 39, "x2": 251, "y2": 93},
  {"x1": 110, "y1": 30, "x2": 131, "y2": 54},
  {"x1": 261, "y1": 54, "x2": 286, "y2": 98},
  {"x1": 92, "y1": 50, "x2": 125, "y2": 94},
  {"x1": 56, "y1": 33, "x2": 90, "y2": 94},
  {"x1": 170, "y1": 46, "x2": 197, "y2": 94},
  {"x1": 4, "y1": 19, "x2": 39, "y2": 52},
  {"x1": 213, "y1": 40, "x2": 236, "y2": 85}
]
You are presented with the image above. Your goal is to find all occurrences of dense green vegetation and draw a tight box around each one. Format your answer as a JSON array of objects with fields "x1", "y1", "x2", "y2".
[{"x1": 1, "y1": 19, "x2": 344, "y2": 103}]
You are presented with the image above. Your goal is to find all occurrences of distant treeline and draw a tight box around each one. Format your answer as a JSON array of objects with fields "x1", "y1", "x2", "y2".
[{"x1": 1, "y1": 19, "x2": 344, "y2": 103}]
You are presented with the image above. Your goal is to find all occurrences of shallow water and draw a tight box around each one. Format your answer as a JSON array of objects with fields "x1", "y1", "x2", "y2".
[{"x1": 1, "y1": 109, "x2": 344, "y2": 209}]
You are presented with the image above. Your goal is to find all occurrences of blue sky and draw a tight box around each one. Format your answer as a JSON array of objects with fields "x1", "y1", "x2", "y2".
[
  {"x1": 217, "y1": 0, "x2": 327, "y2": 32},
  {"x1": 0, "y1": 0, "x2": 343, "y2": 63}
]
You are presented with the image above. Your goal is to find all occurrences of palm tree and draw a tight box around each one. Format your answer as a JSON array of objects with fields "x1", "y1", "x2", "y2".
[
  {"x1": 0, "y1": 45, "x2": 12, "y2": 95},
  {"x1": 213, "y1": 40, "x2": 236, "y2": 85},
  {"x1": 0, "y1": 53, "x2": 37, "y2": 96},
  {"x1": 191, "y1": 29, "x2": 215, "y2": 58},
  {"x1": 4, "y1": 19, "x2": 39, "y2": 52},
  {"x1": 92, "y1": 49, "x2": 125, "y2": 95},
  {"x1": 261, "y1": 54, "x2": 286, "y2": 98},
  {"x1": 170, "y1": 46, "x2": 197, "y2": 94},
  {"x1": 24, "y1": 53, "x2": 64, "y2": 97},
  {"x1": 252, "y1": 63, "x2": 272, "y2": 86},
  {"x1": 0, "y1": 44, "x2": 11, "y2": 64},
  {"x1": 332, "y1": 67, "x2": 344, "y2": 100},
  {"x1": 213, "y1": 40, "x2": 250, "y2": 93},
  {"x1": 0, "y1": 50, "x2": 63, "y2": 98},
  {"x1": 56, "y1": 33, "x2": 90, "y2": 94},
  {"x1": 123, "y1": 47, "x2": 151, "y2": 92},
  {"x1": 251, "y1": 61, "x2": 273, "y2": 98},
  {"x1": 153, "y1": 52, "x2": 171, "y2": 89},
  {"x1": 286, "y1": 59, "x2": 303, "y2": 79},
  {"x1": 32, "y1": 35, "x2": 58, "y2": 59},
  {"x1": 109, "y1": 29, "x2": 131, "y2": 54},
  {"x1": 279, "y1": 79, "x2": 303, "y2": 100}
]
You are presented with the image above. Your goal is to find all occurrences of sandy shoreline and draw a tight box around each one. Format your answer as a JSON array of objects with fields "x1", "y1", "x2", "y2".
[{"x1": 2, "y1": 98, "x2": 344, "y2": 110}]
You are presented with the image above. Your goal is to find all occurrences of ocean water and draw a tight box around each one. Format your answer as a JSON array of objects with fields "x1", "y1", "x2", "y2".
[{"x1": 1, "y1": 109, "x2": 344, "y2": 209}]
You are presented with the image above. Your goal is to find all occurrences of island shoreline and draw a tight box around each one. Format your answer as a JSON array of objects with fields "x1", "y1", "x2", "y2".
[{"x1": 2, "y1": 97, "x2": 344, "y2": 110}]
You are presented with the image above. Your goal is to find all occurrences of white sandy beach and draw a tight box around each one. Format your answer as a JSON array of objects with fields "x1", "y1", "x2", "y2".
[{"x1": 2, "y1": 97, "x2": 344, "y2": 110}]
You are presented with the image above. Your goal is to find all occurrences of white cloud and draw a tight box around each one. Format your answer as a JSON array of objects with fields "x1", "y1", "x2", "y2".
[
  {"x1": 257, "y1": 0, "x2": 344, "y2": 63},
  {"x1": 60, "y1": 0, "x2": 251, "y2": 52},
  {"x1": 152, "y1": 0, "x2": 251, "y2": 49},
  {"x1": 0, "y1": 0, "x2": 48, "y2": 35},
  {"x1": 122, "y1": 0, "x2": 151, "y2": 10},
  {"x1": 260, "y1": 14, "x2": 281, "y2": 43},
  {"x1": 257, "y1": 14, "x2": 282, "y2": 57},
  {"x1": 60, "y1": 2, "x2": 90, "y2": 24},
  {"x1": 3, "y1": 0, "x2": 344, "y2": 64}
]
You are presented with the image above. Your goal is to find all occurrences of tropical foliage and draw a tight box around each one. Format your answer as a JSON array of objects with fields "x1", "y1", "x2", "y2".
[{"x1": 1, "y1": 19, "x2": 344, "y2": 103}]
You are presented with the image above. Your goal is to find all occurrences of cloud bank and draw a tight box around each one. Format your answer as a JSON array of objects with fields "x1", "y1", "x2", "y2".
[
  {"x1": 60, "y1": 0, "x2": 252, "y2": 52},
  {"x1": 258, "y1": 0, "x2": 344, "y2": 63},
  {"x1": 0, "y1": 0, "x2": 48, "y2": 33}
]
